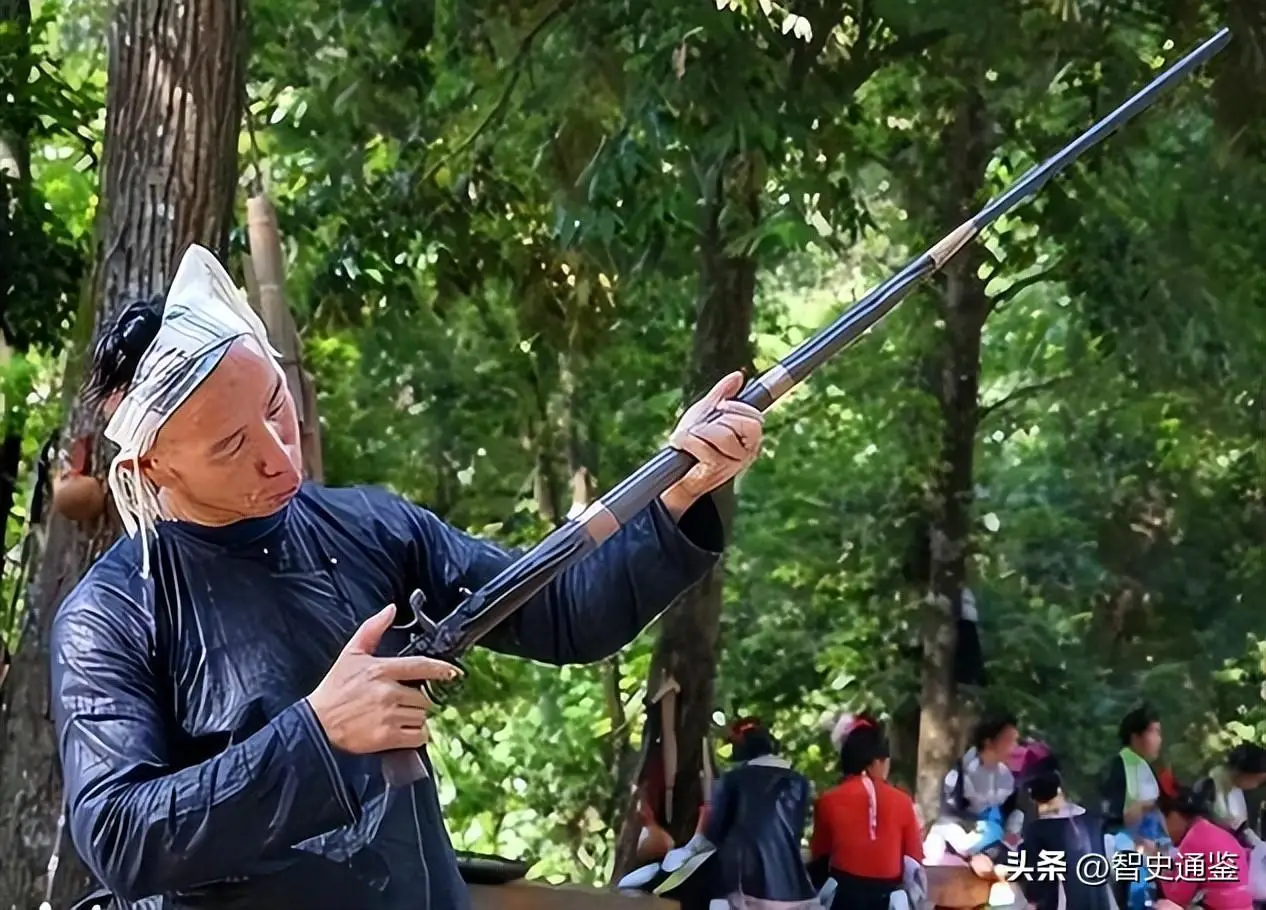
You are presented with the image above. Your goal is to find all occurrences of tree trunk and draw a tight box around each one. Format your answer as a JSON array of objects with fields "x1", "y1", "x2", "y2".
[
  {"x1": 0, "y1": 0, "x2": 245, "y2": 904},
  {"x1": 0, "y1": 430, "x2": 23, "y2": 546},
  {"x1": 0, "y1": 0, "x2": 33, "y2": 548},
  {"x1": 914, "y1": 88, "x2": 991, "y2": 821},
  {"x1": 611, "y1": 155, "x2": 759, "y2": 879}
]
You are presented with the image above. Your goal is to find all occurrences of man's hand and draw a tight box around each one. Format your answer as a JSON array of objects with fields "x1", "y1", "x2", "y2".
[
  {"x1": 660, "y1": 370, "x2": 764, "y2": 519},
  {"x1": 308, "y1": 604, "x2": 461, "y2": 754}
]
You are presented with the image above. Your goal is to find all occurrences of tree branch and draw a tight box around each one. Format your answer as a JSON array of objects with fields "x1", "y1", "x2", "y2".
[
  {"x1": 986, "y1": 262, "x2": 1064, "y2": 314},
  {"x1": 979, "y1": 372, "x2": 1073, "y2": 422},
  {"x1": 421, "y1": 0, "x2": 577, "y2": 184}
]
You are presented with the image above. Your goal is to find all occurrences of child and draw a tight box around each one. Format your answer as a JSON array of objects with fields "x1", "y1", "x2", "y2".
[{"x1": 1015, "y1": 766, "x2": 1113, "y2": 910}]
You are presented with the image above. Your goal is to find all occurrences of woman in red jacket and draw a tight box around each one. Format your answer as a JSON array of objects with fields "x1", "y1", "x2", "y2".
[{"x1": 809, "y1": 714, "x2": 924, "y2": 910}]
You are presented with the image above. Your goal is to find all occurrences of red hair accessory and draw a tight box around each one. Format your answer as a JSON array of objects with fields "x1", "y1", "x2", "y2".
[
  {"x1": 829, "y1": 712, "x2": 875, "y2": 751},
  {"x1": 1157, "y1": 767, "x2": 1180, "y2": 799},
  {"x1": 728, "y1": 716, "x2": 763, "y2": 742}
]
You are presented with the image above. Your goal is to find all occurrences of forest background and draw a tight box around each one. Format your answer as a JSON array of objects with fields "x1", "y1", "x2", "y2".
[{"x1": 0, "y1": 0, "x2": 1264, "y2": 905}]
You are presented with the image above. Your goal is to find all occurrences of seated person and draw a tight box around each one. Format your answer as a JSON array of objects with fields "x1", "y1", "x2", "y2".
[
  {"x1": 809, "y1": 714, "x2": 924, "y2": 910},
  {"x1": 1101, "y1": 704, "x2": 1168, "y2": 843},
  {"x1": 1156, "y1": 786, "x2": 1251, "y2": 910},
  {"x1": 1100, "y1": 704, "x2": 1170, "y2": 910},
  {"x1": 925, "y1": 712, "x2": 1024, "y2": 861},
  {"x1": 1013, "y1": 765, "x2": 1113, "y2": 910},
  {"x1": 1195, "y1": 743, "x2": 1266, "y2": 847},
  {"x1": 698, "y1": 718, "x2": 818, "y2": 910}
]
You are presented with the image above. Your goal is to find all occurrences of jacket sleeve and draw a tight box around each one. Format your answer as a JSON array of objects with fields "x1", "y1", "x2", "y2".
[
  {"x1": 51, "y1": 581, "x2": 360, "y2": 902},
  {"x1": 1100, "y1": 756, "x2": 1127, "y2": 833},
  {"x1": 1002, "y1": 789, "x2": 1025, "y2": 835},
  {"x1": 940, "y1": 762, "x2": 963, "y2": 818},
  {"x1": 902, "y1": 793, "x2": 925, "y2": 862},
  {"x1": 807, "y1": 793, "x2": 833, "y2": 887},
  {"x1": 381, "y1": 491, "x2": 724, "y2": 664},
  {"x1": 792, "y1": 775, "x2": 813, "y2": 839},
  {"x1": 702, "y1": 774, "x2": 736, "y2": 846}
]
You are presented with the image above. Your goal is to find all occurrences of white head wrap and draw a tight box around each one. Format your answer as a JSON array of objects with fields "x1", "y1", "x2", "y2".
[{"x1": 103, "y1": 244, "x2": 284, "y2": 578}]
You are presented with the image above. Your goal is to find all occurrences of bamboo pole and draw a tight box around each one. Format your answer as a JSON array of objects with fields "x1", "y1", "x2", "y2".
[{"x1": 244, "y1": 195, "x2": 324, "y2": 481}]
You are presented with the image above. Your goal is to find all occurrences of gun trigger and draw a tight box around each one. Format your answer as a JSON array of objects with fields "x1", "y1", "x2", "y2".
[{"x1": 408, "y1": 589, "x2": 439, "y2": 635}]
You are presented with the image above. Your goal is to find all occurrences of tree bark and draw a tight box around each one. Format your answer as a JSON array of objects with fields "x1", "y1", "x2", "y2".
[
  {"x1": 0, "y1": 0, "x2": 33, "y2": 547},
  {"x1": 0, "y1": 0, "x2": 245, "y2": 904},
  {"x1": 914, "y1": 87, "x2": 991, "y2": 821},
  {"x1": 611, "y1": 154, "x2": 759, "y2": 879}
]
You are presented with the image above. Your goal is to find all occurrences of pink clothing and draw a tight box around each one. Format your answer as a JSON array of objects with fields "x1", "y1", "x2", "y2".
[{"x1": 1160, "y1": 817, "x2": 1252, "y2": 910}]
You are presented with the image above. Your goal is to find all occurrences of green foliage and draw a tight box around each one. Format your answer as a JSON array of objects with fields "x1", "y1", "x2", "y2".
[{"x1": 8, "y1": 0, "x2": 1266, "y2": 888}]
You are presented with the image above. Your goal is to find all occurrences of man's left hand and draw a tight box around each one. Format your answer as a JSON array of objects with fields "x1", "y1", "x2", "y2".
[{"x1": 660, "y1": 370, "x2": 764, "y2": 519}]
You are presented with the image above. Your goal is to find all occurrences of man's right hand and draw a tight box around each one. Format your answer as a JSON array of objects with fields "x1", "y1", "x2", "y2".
[{"x1": 307, "y1": 604, "x2": 461, "y2": 754}]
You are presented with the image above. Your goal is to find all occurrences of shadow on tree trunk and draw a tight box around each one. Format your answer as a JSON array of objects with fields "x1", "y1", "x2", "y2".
[{"x1": 0, "y1": 0, "x2": 246, "y2": 904}]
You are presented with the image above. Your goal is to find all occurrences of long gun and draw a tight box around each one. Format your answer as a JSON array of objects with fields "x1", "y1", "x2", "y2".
[{"x1": 384, "y1": 29, "x2": 1232, "y2": 785}]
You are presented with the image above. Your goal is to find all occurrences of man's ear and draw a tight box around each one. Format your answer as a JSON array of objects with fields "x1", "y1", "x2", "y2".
[{"x1": 137, "y1": 452, "x2": 173, "y2": 487}]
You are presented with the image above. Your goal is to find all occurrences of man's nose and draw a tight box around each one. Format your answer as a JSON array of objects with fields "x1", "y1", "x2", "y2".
[{"x1": 255, "y1": 424, "x2": 293, "y2": 477}]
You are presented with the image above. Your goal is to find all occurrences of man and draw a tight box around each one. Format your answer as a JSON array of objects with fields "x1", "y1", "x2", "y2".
[
  {"x1": 1099, "y1": 703, "x2": 1168, "y2": 910},
  {"x1": 926, "y1": 711, "x2": 1025, "y2": 862},
  {"x1": 1100, "y1": 703, "x2": 1165, "y2": 837},
  {"x1": 52, "y1": 245, "x2": 763, "y2": 909}
]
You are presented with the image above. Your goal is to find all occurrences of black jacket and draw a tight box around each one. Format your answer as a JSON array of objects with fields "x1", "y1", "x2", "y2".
[
  {"x1": 702, "y1": 757, "x2": 817, "y2": 902},
  {"x1": 1018, "y1": 806, "x2": 1113, "y2": 910},
  {"x1": 51, "y1": 483, "x2": 723, "y2": 909},
  {"x1": 1099, "y1": 754, "x2": 1130, "y2": 834}
]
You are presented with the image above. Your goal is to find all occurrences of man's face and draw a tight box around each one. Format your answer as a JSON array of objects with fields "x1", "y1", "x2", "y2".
[
  {"x1": 983, "y1": 724, "x2": 1021, "y2": 764},
  {"x1": 142, "y1": 339, "x2": 302, "y2": 524},
  {"x1": 1136, "y1": 722, "x2": 1163, "y2": 761}
]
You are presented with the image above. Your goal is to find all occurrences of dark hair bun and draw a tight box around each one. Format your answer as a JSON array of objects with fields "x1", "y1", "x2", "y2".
[
  {"x1": 1227, "y1": 743, "x2": 1266, "y2": 776},
  {"x1": 1025, "y1": 768, "x2": 1062, "y2": 804},
  {"x1": 838, "y1": 713, "x2": 890, "y2": 776},
  {"x1": 1158, "y1": 784, "x2": 1211, "y2": 818},
  {"x1": 82, "y1": 295, "x2": 165, "y2": 408},
  {"x1": 731, "y1": 723, "x2": 777, "y2": 763}
]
